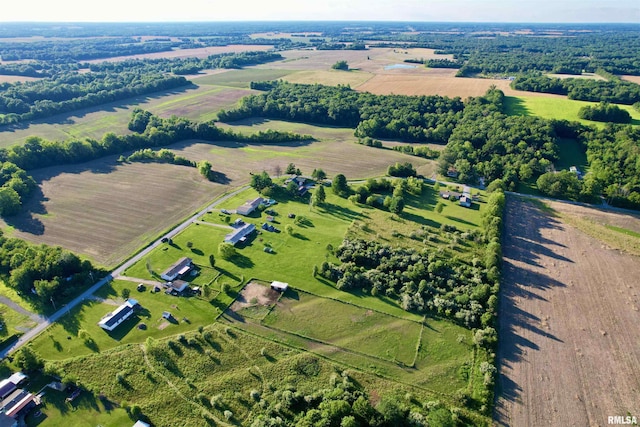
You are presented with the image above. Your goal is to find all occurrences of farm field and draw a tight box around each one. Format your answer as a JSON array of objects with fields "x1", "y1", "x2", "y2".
[
  {"x1": 504, "y1": 95, "x2": 640, "y2": 126},
  {"x1": 83, "y1": 44, "x2": 274, "y2": 63},
  {"x1": 47, "y1": 321, "x2": 478, "y2": 427},
  {"x1": 225, "y1": 285, "x2": 474, "y2": 393},
  {"x1": 191, "y1": 68, "x2": 294, "y2": 88},
  {"x1": 0, "y1": 158, "x2": 222, "y2": 267},
  {"x1": 0, "y1": 84, "x2": 252, "y2": 147},
  {"x1": 495, "y1": 197, "x2": 640, "y2": 426}
]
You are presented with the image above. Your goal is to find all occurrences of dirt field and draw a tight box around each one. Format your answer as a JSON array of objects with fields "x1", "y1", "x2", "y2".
[
  {"x1": 621, "y1": 75, "x2": 640, "y2": 85},
  {"x1": 0, "y1": 159, "x2": 222, "y2": 267},
  {"x1": 495, "y1": 197, "x2": 640, "y2": 426},
  {"x1": 83, "y1": 44, "x2": 274, "y2": 63},
  {"x1": 230, "y1": 282, "x2": 280, "y2": 311},
  {"x1": 0, "y1": 75, "x2": 41, "y2": 83}
]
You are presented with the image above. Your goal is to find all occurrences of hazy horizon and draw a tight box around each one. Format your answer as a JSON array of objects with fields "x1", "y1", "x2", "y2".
[{"x1": 1, "y1": 0, "x2": 638, "y2": 24}]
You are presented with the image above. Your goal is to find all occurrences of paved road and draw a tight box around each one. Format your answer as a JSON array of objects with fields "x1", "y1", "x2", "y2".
[{"x1": 0, "y1": 186, "x2": 249, "y2": 359}]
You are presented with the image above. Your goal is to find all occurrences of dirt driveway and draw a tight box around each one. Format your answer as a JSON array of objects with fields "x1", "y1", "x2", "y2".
[{"x1": 495, "y1": 197, "x2": 640, "y2": 426}]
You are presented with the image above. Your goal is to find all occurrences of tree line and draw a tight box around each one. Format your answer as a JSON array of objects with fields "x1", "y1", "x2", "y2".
[{"x1": 511, "y1": 74, "x2": 640, "y2": 105}]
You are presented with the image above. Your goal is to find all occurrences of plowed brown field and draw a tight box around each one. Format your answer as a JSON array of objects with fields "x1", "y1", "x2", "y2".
[{"x1": 495, "y1": 197, "x2": 640, "y2": 426}]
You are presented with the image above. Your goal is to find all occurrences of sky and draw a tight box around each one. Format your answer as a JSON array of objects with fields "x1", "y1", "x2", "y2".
[{"x1": 2, "y1": 0, "x2": 639, "y2": 23}]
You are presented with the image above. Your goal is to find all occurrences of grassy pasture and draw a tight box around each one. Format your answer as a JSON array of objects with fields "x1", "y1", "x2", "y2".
[
  {"x1": 283, "y1": 69, "x2": 374, "y2": 87},
  {"x1": 191, "y1": 68, "x2": 294, "y2": 88},
  {"x1": 28, "y1": 279, "x2": 223, "y2": 361},
  {"x1": 262, "y1": 290, "x2": 422, "y2": 365},
  {"x1": 504, "y1": 95, "x2": 640, "y2": 126}
]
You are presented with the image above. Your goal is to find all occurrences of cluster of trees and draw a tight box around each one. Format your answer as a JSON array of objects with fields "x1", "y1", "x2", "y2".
[
  {"x1": 438, "y1": 88, "x2": 558, "y2": 188},
  {"x1": 424, "y1": 30, "x2": 640, "y2": 76},
  {"x1": 392, "y1": 144, "x2": 440, "y2": 159},
  {"x1": 387, "y1": 162, "x2": 417, "y2": 178},
  {"x1": 331, "y1": 60, "x2": 349, "y2": 70},
  {"x1": 577, "y1": 102, "x2": 631, "y2": 123},
  {"x1": 249, "y1": 368, "x2": 459, "y2": 427},
  {"x1": 0, "y1": 162, "x2": 37, "y2": 216},
  {"x1": 511, "y1": 75, "x2": 640, "y2": 105},
  {"x1": 0, "y1": 37, "x2": 175, "y2": 61},
  {"x1": 318, "y1": 236, "x2": 495, "y2": 329},
  {"x1": 0, "y1": 230, "x2": 97, "y2": 307},
  {"x1": 219, "y1": 81, "x2": 464, "y2": 143},
  {"x1": 122, "y1": 148, "x2": 194, "y2": 167},
  {"x1": 581, "y1": 125, "x2": 640, "y2": 208},
  {"x1": 425, "y1": 59, "x2": 464, "y2": 69}
]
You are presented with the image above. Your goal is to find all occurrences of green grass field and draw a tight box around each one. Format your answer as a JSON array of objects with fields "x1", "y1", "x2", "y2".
[
  {"x1": 263, "y1": 290, "x2": 422, "y2": 365},
  {"x1": 504, "y1": 95, "x2": 640, "y2": 127},
  {"x1": 191, "y1": 68, "x2": 294, "y2": 88}
]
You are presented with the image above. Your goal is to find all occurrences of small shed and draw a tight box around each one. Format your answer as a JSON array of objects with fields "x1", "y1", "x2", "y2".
[
  {"x1": 270, "y1": 281, "x2": 289, "y2": 292},
  {"x1": 133, "y1": 421, "x2": 151, "y2": 427}
]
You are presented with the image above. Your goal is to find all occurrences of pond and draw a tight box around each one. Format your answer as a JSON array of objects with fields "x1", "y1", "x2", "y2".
[{"x1": 384, "y1": 63, "x2": 417, "y2": 70}]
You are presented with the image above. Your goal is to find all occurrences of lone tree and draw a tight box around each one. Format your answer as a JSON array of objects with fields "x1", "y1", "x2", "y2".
[
  {"x1": 312, "y1": 185, "x2": 326, "y2": 206},
  {"x1": 197, "y1": 160, "x2": 213, "y2": 180},
  {"x1": 209, "y1": 254, "x2": 215, "y2": 268},
  {"x1": 332, "y1": 60, "x2": 349, "y2": 71},
  {"x1": 218, "y1": 242, "x2": 236, "y2": 260},
  {"x1": 250, "y1": 171, "x2": 273, "y2": 193},
  {"x1": 332, "y1": 174, "x2": 349, "y2": 197},
  {"x1": 389, "y1": 196, "x2": 405, "y2": 215}
]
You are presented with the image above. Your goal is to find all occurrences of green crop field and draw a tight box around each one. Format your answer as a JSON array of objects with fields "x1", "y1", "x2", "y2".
[{"x1": 504, "y1": 95, "x2": 640, "y2": 126}]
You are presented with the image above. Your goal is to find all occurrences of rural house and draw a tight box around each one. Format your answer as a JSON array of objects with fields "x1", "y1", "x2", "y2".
[
  {"x1": 236, "y1": 197, "x2": 264, "y2": 216},
  {"x1": 98, "y1": 299, "x2": 140, "y2": 331},
  {"x1": 161, "y1": 257, "x2": 193, "y2": 281},
  {"x1": 225, "y1": 223, "x2": 256, "y2": 246}
]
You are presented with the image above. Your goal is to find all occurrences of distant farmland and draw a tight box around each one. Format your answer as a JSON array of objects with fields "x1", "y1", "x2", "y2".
[{"x1": 0, "y1": 84, "x2": 253, "y2": 147}]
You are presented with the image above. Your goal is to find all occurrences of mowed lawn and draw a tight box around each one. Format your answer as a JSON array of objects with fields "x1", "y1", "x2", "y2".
[
  {"x1": 29, "y1": 279, "x2": 224, "y2": 361},
  {"x1": 263, "y1": 290, "x2": 422, "y2": 365},
  {"x1": 504, "y1": 95, "x2": 640, "y2": 126}
]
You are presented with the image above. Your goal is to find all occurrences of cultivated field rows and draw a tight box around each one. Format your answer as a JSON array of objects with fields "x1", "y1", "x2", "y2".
[{"x1": 496, "y1": 197, "x2": 640, "y2": 427}]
